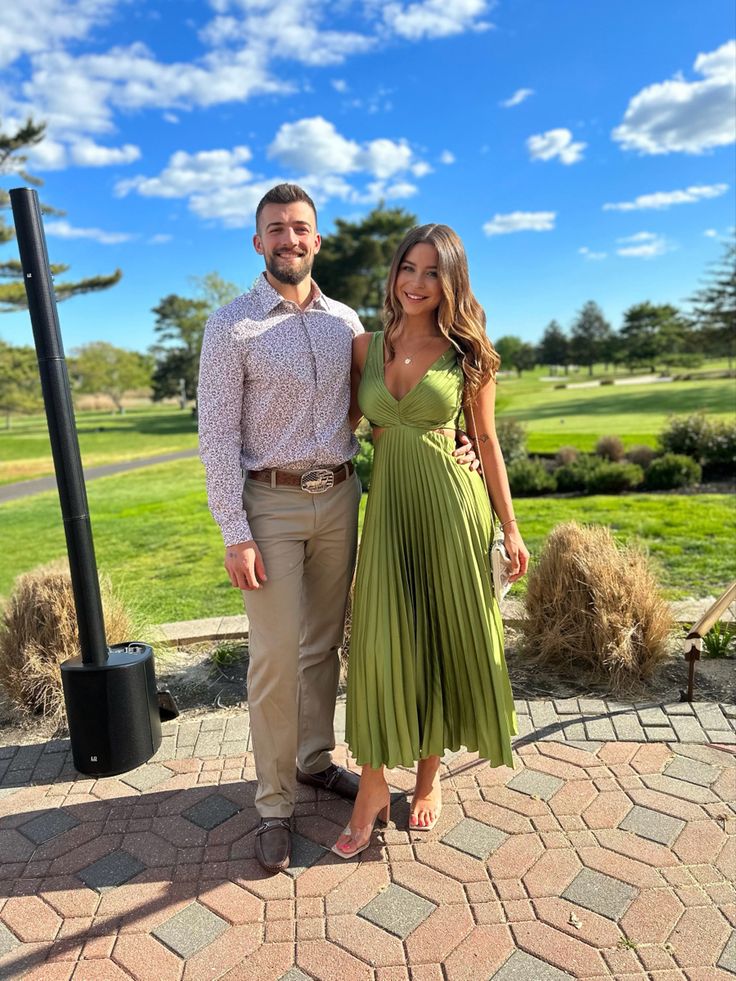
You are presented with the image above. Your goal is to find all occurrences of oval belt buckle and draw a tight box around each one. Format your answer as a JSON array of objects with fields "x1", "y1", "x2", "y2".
[{"x1": 300, "y1": 468, "x2": 335, "y2": 493}]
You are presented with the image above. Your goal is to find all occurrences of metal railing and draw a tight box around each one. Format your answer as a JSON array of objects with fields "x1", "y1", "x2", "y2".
[{"x1": 682, "y1": 581, "x2": 736, "y2": 702}]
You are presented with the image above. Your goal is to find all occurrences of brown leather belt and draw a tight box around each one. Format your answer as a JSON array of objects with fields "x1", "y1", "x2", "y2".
[{"x1": 247, "y1": 460, "x2": 354, "y2": 493}]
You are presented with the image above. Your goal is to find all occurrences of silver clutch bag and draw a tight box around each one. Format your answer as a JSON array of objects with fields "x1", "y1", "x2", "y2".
[{"x1": 491, "y1": 534, "x2": 513, "y2": 603}]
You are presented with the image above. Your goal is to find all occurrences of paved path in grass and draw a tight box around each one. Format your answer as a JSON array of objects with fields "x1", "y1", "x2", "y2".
[
  {"x1": 0, "y1": 449, "x2": 200, "y2": 504},
  {"x1": 0, "y1": 699, "x2": 734, "y2": 980}
]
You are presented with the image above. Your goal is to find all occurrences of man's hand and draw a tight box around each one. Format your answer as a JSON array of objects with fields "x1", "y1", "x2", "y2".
[
  {"x1": 453, "y1": 431, "x2": 480, "y2": 471},
  {"x1": 224, "y1": 541, "x2": 268, "y2": 591}
]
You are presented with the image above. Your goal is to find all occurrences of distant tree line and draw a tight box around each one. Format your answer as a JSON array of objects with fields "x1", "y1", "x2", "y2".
[{"x1": 1, "y1": 192, "x2": 733, "y2": 425}]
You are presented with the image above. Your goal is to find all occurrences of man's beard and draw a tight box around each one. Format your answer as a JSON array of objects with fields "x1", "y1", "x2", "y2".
[{"x1": 266, "y1": 250, "x2": 312, "y2": 285}]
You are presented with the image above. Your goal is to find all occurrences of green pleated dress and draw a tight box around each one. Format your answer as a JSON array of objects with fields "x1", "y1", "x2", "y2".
[{"x1": 346, "y1": 331, "x2": 517, "y2": 770}]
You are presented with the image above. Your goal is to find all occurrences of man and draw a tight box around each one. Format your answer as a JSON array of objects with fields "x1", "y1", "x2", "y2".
[{"x1": 199, "y1": 184, "x2": 474, "y2": 873}]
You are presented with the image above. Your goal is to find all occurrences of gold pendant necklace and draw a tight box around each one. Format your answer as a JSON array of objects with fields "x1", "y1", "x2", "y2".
[{"x1": 397, "y1": 334, "x2": 439, "y2": 365}]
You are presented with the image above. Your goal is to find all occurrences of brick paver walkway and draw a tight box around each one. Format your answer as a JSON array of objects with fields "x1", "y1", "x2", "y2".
[{"x1": 0, "y1": 705, "x2": 734, "y2": 980}]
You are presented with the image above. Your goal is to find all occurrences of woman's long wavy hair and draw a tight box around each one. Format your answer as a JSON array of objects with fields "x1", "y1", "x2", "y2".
[{"x1": 383, "y1": 224, "x2": 500, "y2": 402}]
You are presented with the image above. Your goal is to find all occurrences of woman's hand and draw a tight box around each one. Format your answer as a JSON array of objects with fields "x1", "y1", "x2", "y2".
[{"x1": 503, "y1": 526, "x2": 529, "y2": 582}]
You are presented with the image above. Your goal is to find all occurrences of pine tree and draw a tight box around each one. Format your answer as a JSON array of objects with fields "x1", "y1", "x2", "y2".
[
  {"x1": 689, "y1": 239, "x2": 736, "y2": 367},
  {"x1": 570, "y1": 301, "x2": 612, "y2": 376},
  {"x1": 0, "y1": 117, "x2": 121, "y2": 313},
  {"x1": 537, "y1": 320, "x2": 569, "y2": 374},
  {"x1": 314, "y1": 204, "x2": 417, "y2": 331}
]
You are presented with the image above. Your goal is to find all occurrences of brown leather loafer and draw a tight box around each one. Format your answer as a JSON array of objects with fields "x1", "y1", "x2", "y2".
[
  {"x1": 255, "y1": 818, "x2": 292, "y2": 872},
  {"x1": 296, "y1": 764, "x2": 360, "y2": 801}
]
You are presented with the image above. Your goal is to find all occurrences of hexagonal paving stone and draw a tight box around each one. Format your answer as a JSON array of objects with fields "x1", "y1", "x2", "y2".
[
  {"x1": 618, "y1": 805, "x2": 685, "y2": 846},
  {"x1": 283, "y1": 833, "x2": 328, "y2": 879},
  {"x1": 20, "y1": 808, "x2": 80, "y2": 845},
  {"x1": 562, "y1": 868, "x2": 638, "y2": 920},
  {"x1": 358, "y1": 883, "x2": 436, "y2": 939},
  {"x1": 78, "y1": 849, "x2": 145, "y2": 892},
  {"x1": 491, "y1": 950, "x2": 574, "y2": 979},
  {"x1": 664, "y1": 755, "x2": 720, "y2": 787},
  {"x1": 0, "y1": 923, "x2": 20, "y2": 959},
  {"x1": 152, "y1": 901, "x2": 228, "y2": 959},
  {"x1": 718, "y1": 931, "x2": 736, "y2": 975},
  {"x1": 441, "y1": 818, "x2": 508, "y2": 860},
  {"x1": 507, "y1": 769, "x2": 563, "y2": 801},
  {"x1": 182, "y1": 793, "x2": 240, "y2": 831},
  {"x1": 121, "y1": 763, "x2": 173, "y2": 792}
]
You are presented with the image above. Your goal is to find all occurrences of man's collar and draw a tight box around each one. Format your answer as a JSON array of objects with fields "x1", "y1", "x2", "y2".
[{"x1": 252, "y1": 271, "x2": 328, "y2": 315}]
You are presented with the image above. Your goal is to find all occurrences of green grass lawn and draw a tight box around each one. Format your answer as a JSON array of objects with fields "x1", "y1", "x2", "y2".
[
  {"x1": 2, "y1": 458, "x2": 733, "y2": 623},
  {"x1": 0, "y1": 405, "x2": 198, "y2": 484},
  {"x1": 2, "y1": 361, "x2": 732, "y2": 481},
  {"x1": 496, "y1": 375, "x2": 735, "y2": 453}
]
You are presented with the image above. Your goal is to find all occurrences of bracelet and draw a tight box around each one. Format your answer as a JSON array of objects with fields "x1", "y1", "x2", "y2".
[{"x1": 501, "y1": 518, "x2": 517, "y2": 529}]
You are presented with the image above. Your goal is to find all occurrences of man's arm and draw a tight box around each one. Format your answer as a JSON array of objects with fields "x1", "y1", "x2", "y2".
[{"x1": 198, "y1": 316, "x2": 267, "y2": 590}]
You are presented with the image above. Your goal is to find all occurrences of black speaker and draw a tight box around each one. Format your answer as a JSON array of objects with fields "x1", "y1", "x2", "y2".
[{"x1": 61, "y1": 643, "x2": 163, "y2": 776}]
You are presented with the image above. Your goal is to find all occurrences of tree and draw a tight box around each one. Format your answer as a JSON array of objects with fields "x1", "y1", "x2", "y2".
[
  {"x1": 569, "y1": 301, "x2": 612, "y2": 375},
  {"x1": 150, "y1": 295, "x2": 210, "y2": 409},
  {"x1": 315, "y1": 205, "x2": 417, "y2": 331},
  {"x1": 72, "y1": 342, "x2": 152, "y2": 413},
  {"x1": 688, "y1": 239, "x2": 736, "y2": 367},
  {"x1": 494, "y1": 335, "x2": 522, "y2": 372},
  {"x1": 0, "y1": 118, "x2": 121, "y2": 312},
  {"x1": 494, "y1": 335, "x2": 536, "y2": 376},
  {"x1": 619, "y1": 302, "x2": 689, "y2": 371},
  {"x1": 0, "y1": 340, "x2": 42, "y2": 427},
  {"x1": 537, "y1": 320, "x2": 569, "y2": 374},
  {"x1": 150, "y1": 272, "x2": 238, "y2": 412}
]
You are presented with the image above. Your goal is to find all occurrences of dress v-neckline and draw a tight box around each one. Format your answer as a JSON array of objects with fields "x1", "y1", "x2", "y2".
[{"x1": 380, "y1": 338, "x2": 455, "y2": 404}]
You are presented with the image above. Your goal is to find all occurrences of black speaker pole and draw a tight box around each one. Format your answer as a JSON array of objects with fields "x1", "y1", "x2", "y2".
[
  {"x1": 10, "y1": 189, "x2": 109, "y2": 665},
  {"x1": 10, "y1": 187, "x2": 177, "y2": 776}
]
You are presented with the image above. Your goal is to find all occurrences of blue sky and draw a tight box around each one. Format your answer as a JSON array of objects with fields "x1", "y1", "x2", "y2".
[{"x1": 1, "y1": 0, "x2": 734, "y2": 352}]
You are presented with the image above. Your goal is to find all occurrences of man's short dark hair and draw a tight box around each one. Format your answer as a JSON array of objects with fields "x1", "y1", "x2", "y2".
[{"x1": 255, "y1": 184, "x2": 318, "y2": 230}]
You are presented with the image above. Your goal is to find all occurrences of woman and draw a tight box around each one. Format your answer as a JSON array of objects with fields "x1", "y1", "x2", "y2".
[{"x1": 333, "y1": 224, "x2": 529, "y2": 859}]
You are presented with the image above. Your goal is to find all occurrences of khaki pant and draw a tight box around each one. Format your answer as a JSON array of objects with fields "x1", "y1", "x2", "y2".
[{"x1": 242, "y1": 471, "x2": 361, "y2": 817}]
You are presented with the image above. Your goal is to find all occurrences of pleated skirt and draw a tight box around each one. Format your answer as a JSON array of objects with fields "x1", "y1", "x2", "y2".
[{"x1": 345, "y1": 428, "x2": 517, "y2": 770}]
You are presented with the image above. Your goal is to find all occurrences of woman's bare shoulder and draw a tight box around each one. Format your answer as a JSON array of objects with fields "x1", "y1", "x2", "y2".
[{"x1": 352, "y1": 331, "x2": 373, "y2": 371}]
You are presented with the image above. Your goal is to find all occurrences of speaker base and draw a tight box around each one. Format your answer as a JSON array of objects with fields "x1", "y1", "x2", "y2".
[{"x1": 61, "y1": 643, "x2": 163, "y2": 777}]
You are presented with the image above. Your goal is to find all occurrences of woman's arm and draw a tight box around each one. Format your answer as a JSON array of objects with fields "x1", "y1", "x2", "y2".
[
  {"x1": 464, "y1": 378, "x2": 530, "y2": 582},
  {"x1": 349, "y1": 333, "x2": 371, "y2": 431}
]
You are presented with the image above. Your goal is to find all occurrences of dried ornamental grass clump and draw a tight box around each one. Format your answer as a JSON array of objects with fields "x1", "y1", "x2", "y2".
[
  {"x1": 0, "y1": 562, "x2": 136, "y2": 730},
  {"x1": 521, "y1": 522, "x2": 674, "y2": 693}
]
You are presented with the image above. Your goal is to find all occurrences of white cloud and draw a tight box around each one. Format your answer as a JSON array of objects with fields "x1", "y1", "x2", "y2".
[
  {"x1": 364, "y1": 179, "x2": 418, "y2": 201},
  {"x1": 4, "y1": 0, "x2": 490, "y2": 176},
  {"x1": 616, "y1": 231, "x2": 672, "y2": 258},
  {"x1": 704, "y1": 228, "x2": 719, "y2": 238},
  {"x1": 149, "y1": 234, "x2": 172, "y2": 244},
  {"x1": 268, "y1": 117, "x2": 420, "y2": 179},
  {"x1": 70, "y1": 140, "x2": 141, "y2": 167},
  {"x1": 117, "y1": 147, "x2": 253, "y2": 199},
  {"x1": 0, "y1": 0, "x2": 118, "y2": 69},
  {"x1": 268, "y1": 117, "x2": 360, "y2": 175},
  {"x1": 579, "y1": 247, "x2": 607, "y2": 261},
  {"x1": 360, "y1": 137, "x2": 413, "y2": 178},
  {"x1": 331, "y1": 79, "x2": 349, "y2": 93},
  {"x1": 199, "y1": 0, "x2": 375, "y2": 66},
  {"x1": 26, "y1": 139, "x2": 68, "y2": 170},
  {"x1": 612, "y1": 40, "x2": 736, "y2": 155},
  {"x1": 45, "y1": 219, "x2": 134, "y2": 245},
  {"x1": 411, "y1": 161, "x2": 433, "y2": 177},
  {"x1": 439, "y1": 150, "x2": 455, "y2": 164},
  {"x1": 527, "y1": 128, "x2": 586, "y2": 164},
  {"x1": 483, "y1": 211, "x2": 556, "y2": 235},
  {"x1": 382, "y1": 0, "x2": 493, "y2": 40},
  {"x1": 115, "y1": 126, "x2": 424, "y2": 229},
  {"x1": 501, "y1": 87, "x2": 534, "y2": 108},
  {"x1": 603, "y1": 183, "x2": 729, "y2": 211}
]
